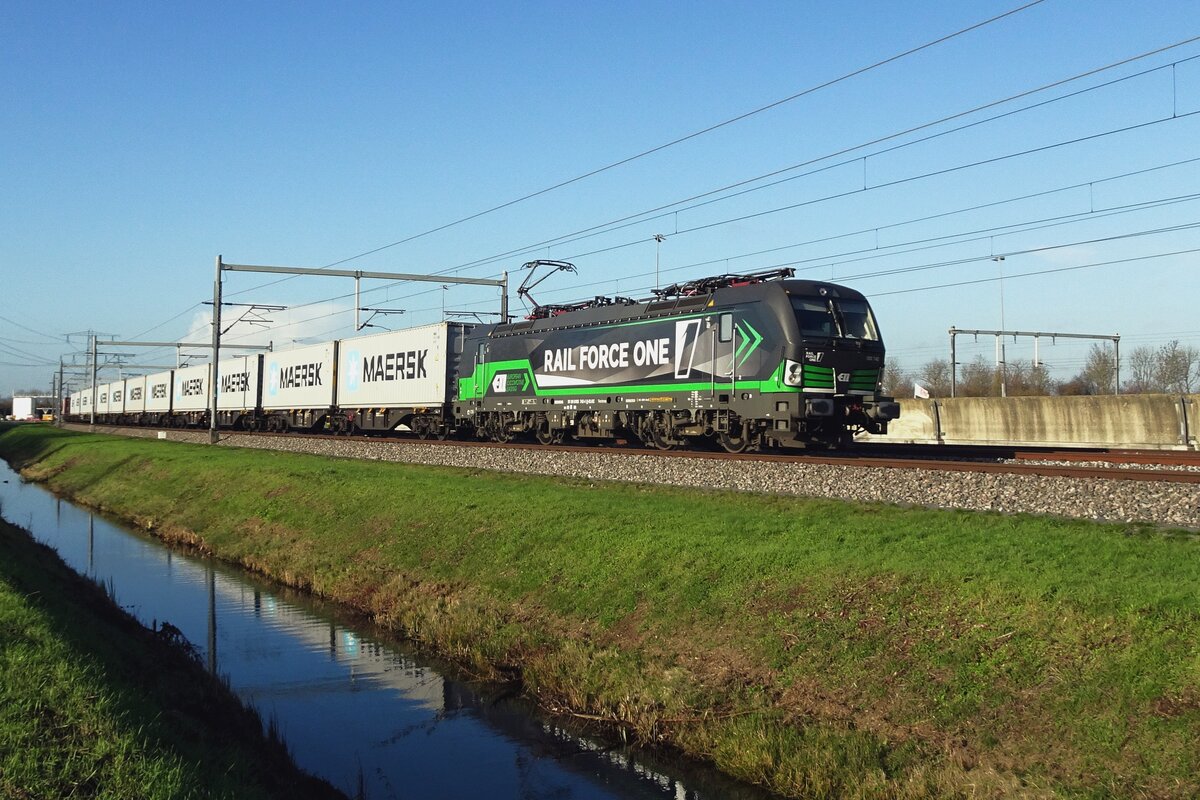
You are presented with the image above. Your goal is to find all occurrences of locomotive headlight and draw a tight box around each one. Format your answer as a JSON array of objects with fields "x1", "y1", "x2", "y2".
[{"x1": 783, "y1": 359, "x2": 804, "y2": 387}]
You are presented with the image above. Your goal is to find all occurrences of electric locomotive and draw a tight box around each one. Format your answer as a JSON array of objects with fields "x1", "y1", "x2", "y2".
[{"x1": 453, "y1": 266, "x2": 898, "y2": 450}]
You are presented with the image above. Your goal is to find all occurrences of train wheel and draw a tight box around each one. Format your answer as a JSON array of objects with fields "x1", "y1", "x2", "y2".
[
  {"x1": 718, "y1": 421, "x2": 755, "y2": 454},
  {"x1": 535, "y1": 418, "x2": 565, "y2": 445},
  {"x1": 651, "y1": 429, "x2": 676, "y2": 451},
  {"x1": 718, "y1": 431, "x2": 749, "y2": 454},
  {"x1": 485, "y1": 414, "x2": 510, "y2": 443}
]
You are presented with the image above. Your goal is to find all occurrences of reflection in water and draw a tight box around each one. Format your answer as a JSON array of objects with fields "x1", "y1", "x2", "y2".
[
  {"x1": 207, "y1": 566, "x2": 217, "y2": 676},
  {"x1": 0, "y1": 462, "x2": 776, "y2": 800}
]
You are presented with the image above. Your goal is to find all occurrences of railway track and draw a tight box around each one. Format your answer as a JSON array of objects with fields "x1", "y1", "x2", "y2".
[
  {"x1": 60, "y1": 422, "x2": 1200, "y2": 528},
  {"x1": 71, "y1": 424, "x2": 1200, "y2": 484}
]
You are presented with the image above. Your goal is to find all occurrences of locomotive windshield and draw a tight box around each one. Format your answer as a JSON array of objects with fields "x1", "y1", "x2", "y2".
[{"x1": 790, "y1": 296, "x2": 880, "y2": 341}]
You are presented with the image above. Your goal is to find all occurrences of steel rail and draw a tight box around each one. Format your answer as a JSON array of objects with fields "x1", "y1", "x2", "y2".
[{"x1": 68, "y1": 424, "x2": 1200, "y2": 484}]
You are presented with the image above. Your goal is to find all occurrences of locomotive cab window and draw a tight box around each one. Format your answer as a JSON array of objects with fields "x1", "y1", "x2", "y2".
[
  {"x1": 791, "y1": 296, "x2": 880, "y2": 341},
  {"x1": 834, "y1": 299, "x2": 879, "y2": 341},
  {"x1": 791, "y1": 297, "x2": 836, "y2": 338}
]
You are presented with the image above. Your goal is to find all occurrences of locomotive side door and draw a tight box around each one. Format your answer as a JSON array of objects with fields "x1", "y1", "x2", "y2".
[{"x1": 714, "y1": 312, "x2": 736, "y2": 397}]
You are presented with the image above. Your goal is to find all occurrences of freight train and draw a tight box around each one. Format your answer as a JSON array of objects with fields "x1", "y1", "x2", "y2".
[{"x1": 66, "y1": 267, "x2": 898, "y2": 451}]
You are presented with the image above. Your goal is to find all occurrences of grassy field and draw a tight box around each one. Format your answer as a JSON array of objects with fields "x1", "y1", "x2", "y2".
[
  {"x1": 0, "y1": 514, "x2": 343, "y2": 799},
  {"x1": 2, "y1": 425, "x2": 1198, "y2": 798}
]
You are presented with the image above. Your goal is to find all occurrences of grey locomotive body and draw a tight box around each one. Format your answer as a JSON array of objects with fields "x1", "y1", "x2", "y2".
[{"x1": 454, "y1": 270, "x2": 898, "y2": 451}]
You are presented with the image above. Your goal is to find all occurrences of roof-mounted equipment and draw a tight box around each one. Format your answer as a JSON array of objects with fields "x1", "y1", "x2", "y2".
[
  {"x1": 651, "y1": 267, "x2": 795, "y2": 299},
  {"x1": 516, "y1": 260, "x2": 578, "y2": 318}
]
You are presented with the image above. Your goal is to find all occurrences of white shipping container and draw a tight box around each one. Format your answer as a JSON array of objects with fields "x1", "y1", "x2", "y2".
[
  {"x1": 145, "y1": 370, "x2": 173, "y2": 414},
  {"x1": 337, "y1": 322, "x2": 464, "y2": 408},
  {"x1": 217, "y1": 354, "x2": 262, "y2": 412},
  {"x1": 96, "y1": 383, "x2": 112, "y2": 416},
  {"x1": 263, "y1": 342, "x2": 336, "y2": 410},
  {"x1": 109, "y1": 380, "x2": 126, "y2": 416},
  {"x1": 124, "y1": 375, "x2": 147, "y2": 414},
  {"x1": 173, "y1": 364, "x2": 211, "y2": 413},
  {"x1": 13, "y1": 397, "x2": 34, "y2": 419}
]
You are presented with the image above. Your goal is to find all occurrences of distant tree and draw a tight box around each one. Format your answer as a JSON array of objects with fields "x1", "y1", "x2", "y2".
[
  {"x1": 1155, "y1": 340, "x2": 1200, "y2": 394},
  {"x1": 1056, "y1": 376, "x2": 1093, "y2": 396},
  {"x1": 916, "y1": 358, "x2": 951, "y2": 397},
  {"x1": 1124, "y1": 345, "x2": 1160, "y2": 393},
  {"x1": 957, "y1": 356, "x2": 996, "y2": 397},
  {"x1": 881, "y1": 360, "x2": 908, "y2": 397},
  {"x1": 1004, "y1": 359, "x2": 1053, "y2": 396},
  {"x1": 1064, "y1": 343, "x2": 1117, "y2": 395},
  {"x1": 1119, "y1": 340, "x2": 1200, "y2": 394}
]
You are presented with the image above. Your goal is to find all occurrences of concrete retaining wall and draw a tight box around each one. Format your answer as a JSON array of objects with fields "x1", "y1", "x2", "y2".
[{"x1": 862, "y1": 394, "x2": 1199, "y2": 450}]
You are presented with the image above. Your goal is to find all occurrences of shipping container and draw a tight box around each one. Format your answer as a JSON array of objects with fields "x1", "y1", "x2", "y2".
[
  {"x1": 216, "y1": 354, "x2": 262, "y2": 426},
  {"x1": 124, "y1": 375, "x2": 147, "y2": 416},
  {"x1": 330, "y1": 322, "x2": 472, "y2": 435},
  {"x1": 109, "y1": 380, "x2": 126, "y2": 417},
  {"x1": 337, "y1": 322, "x2": 469, "y2": 408},
  {"x1": 144, "y1": 370, "x2": 173, "y2": 415},
  {"x1": 13, "y1": 396, "x2": 34, "y2": 420},
  {"x1": 173, "y1": 363, "x2": 211, "y2": 414},
  {"x1": 96, "y1": 383, "x2": 111, "y2": 417},
  {"x1": 262, "y1": 342, "x2": 336, "y2": 411}
]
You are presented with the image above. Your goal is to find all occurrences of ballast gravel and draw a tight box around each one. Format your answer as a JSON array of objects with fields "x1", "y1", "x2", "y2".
[{"x1": 80, "y1": 426, "x2": 1200, "y2": 529}]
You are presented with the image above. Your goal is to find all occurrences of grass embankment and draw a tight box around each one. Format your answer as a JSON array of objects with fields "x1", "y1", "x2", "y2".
[
  {"x1": 0, "y1": 515, "x2": 343, "y2": 799},
  {"x1": 2, "y1": 426, "x2": 1198, "y2": 799}
]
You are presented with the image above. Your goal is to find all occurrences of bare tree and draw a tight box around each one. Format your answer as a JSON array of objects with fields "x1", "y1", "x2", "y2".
[
  {"x1": 1004, "y1": 359, "x2": 1053, "y2": 396},
  {"x1": 953, "y1": 356, "x2": 997, "y2": 397},
  {"x1": 1070, "y1": 343, "x2": 1117, "y2": 395},
  {"x1": 917, "y1": 358, "x2": 951, "y2": 397},
  {"x1": 1057, "y1": 376, "x2": 1092, "y2": 396},
  {"x1": 881, "y1": 360, "x2": 908, "y2": 397},
  {"x1": 1125, "y1": 345, "x2": 1160, "y2": 393},
  {"x1": 1120, "y1": 340, "x2": 1200, "y2": 394},
  {"x1": 1155, "y1": 340, "x2": 1200, "y2": 393}
]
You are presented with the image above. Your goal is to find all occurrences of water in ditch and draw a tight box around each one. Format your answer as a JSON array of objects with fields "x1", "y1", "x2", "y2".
[{"x1": 0, "y1": 461, "x2": 776, "y2": 800}]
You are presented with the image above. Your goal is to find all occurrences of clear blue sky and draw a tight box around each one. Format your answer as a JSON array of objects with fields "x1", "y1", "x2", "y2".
[{"x1": 3, "y1": 0, "x2": 1198, "y2": 395}]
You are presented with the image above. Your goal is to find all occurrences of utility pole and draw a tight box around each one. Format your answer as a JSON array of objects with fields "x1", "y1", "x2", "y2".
[
  {"x1": 89, "y1": 334, "x2": 97, "y2": 429},
  {"x1": 56, "y1": 360, "x2": 64, "y2": 426},
  {"x1": 210, "y1": 255, "x2": 222, "y2": 444}
]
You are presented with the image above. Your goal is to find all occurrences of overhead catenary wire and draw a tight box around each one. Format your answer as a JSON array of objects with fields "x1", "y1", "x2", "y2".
[
  {"x1": 214, "y1": 113, "x2": 1200, "y2": 347},
  {"x1": 139, "y1": 31, "x2": 1197, "y2": 350},
  {"x1": 212, "y1": 173, "x2": 1200, "y2": 344},
  {"x1": 315, "y1": 0, "x2": 1050, "y2": 271},
  {"x1": 436, "y1": 45, "x2": 1200, "y2": 276},
  {"x1": 0, "y1": 315, "x2": 65, "y2": 343},
  {"x1": 872, "y1": 246, "x2": 1200, "y2": 297},
  {"x1": 549, "y1": 109, "x2": 1200, "y2": 266},
  {"x1": 122, "y1": 26, "x2": 1200, "y2": 366},
  {"x1": 211, "y1": 1, "x2": 1051, "y2": 309},
  {"x1": 214, "y1": 212, "x2": 1200, "y2": 345},
  {"x1": 234, "y1": 75, "x2": 1200, "y2": 335}
]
